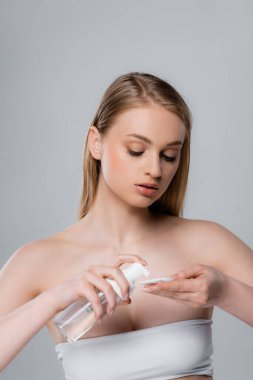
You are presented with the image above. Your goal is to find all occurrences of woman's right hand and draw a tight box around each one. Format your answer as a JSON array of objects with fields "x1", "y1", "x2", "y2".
[{"x1": 48, "y1": 254, "x2": 148, "y2": 321}]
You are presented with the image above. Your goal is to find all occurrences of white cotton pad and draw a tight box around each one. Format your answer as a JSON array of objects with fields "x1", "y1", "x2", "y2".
[{"x1": 138, "y1": 276, "x2": 174, "y2": 284}]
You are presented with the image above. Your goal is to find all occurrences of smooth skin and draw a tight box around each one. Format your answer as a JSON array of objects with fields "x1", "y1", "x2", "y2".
[{"x1": 0, "y1": 103, "x2": 252, "y2": 380}]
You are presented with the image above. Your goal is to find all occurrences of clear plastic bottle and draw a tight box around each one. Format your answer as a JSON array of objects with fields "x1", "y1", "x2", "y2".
[{"x1": 54, "y1": 262, "x2": 150, "y2": 342}]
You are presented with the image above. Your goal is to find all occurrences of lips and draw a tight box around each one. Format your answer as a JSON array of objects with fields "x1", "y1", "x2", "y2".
[
  {"x1": 136, "y1": 183, "x2": 159, "y2": 190},
  {"x1": 135, "y1": 185, "x2": 158, "y2": 197}
]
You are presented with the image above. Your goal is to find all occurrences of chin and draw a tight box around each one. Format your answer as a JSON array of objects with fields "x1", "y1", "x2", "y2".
[{"x1": 125, "y1": 196, "x2": 157, "y2": 209}]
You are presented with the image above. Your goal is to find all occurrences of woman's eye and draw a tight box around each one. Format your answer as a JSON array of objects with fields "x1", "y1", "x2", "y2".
[
  {"x1": 163, "y1": 155, "x2": 177, "y2": 162},
  {"x1": 127, "y1": 149, "x2": 176, "y2": 162},
  {"x1": 127, "y1": 149, "x2": 143, "y2": 157}
]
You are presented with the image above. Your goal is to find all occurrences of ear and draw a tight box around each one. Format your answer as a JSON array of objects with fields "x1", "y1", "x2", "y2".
[{"x1": 88, "y1": 126, "x2": 103, "y2": 160}]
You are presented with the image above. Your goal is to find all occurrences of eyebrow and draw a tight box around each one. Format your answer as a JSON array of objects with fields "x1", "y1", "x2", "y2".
[{"x1": 126, "y1": 133, "x2": 183, "y2": 147}]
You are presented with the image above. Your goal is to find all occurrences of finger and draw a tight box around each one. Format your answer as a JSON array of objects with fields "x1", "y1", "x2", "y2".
[
  {"x1": 162, "y1": 291, "x2": 207, "y2": 308},
  {"x1": 89, "y1": 265, "x2": 131, "y2": 301},
  {"x1": 142, "y1": 278, "x2": 200, "y2": 293},
  {"x1": 111, "y1": 254, "x2": 148, "y2": 267},
  {"x1": 84, "y1": 271, "x2": 117, "y2": 314},
  {"x1": 143, "y1": 286, "x2": 198, "y2": 305},
  {"x1": 162, "y1": 291, "x2": 199, "y2": 307},
  {"x1": 118, "y1": 297, "x2": 132, "y2": 307},
  {"x1": 76, "y1": 278, "x2": 106, "y2": 320},
  {"x1": 171, "y1": 264, "x2": 205, "y2": 280}
]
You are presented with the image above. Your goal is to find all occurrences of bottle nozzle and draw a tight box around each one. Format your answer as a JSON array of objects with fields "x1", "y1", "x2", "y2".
[{"x1": 122, "y1": 262, "x2": 150, "y2": 285}]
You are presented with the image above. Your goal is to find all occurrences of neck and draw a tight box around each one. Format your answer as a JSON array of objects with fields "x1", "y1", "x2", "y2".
[{"x1": 81, "y1": 175, "x2": 157, "y2": 251}]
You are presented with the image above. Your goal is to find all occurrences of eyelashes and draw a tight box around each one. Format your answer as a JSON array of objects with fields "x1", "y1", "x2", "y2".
[{"x1": 126, "y1": 149, "x2": 177, "y2": 163}]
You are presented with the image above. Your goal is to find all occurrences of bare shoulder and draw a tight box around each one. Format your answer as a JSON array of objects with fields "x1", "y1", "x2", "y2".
[
  {"x1": 161, "y1": 215, "x2": 230, "y2": 242},
  {"x1": 2, "y1": 237, "x2": 65, "y2": 270},
  {"x1": 2, "y1": 218, "x2": 87, "y2": 278},
  {"x1": 0, "y1": 238, "x2": 62, "y2": 296},
  {"x1": 168, "y1": 216, "x2": 253, "y2": 285},
  {"x1": 0, "y1": 218, "x2": 91, "y2": 317},
  {"x1": 0, "y1": 238, "x2": 61, "y2": 316},
  {"x1": 167, "y1": 216, "x2": 248, "y2": 247}
]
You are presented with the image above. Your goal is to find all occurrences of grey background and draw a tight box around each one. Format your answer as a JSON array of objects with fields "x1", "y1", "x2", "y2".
[{"x1": 0, "y1": 0, "x2": 252, "y2": 379}]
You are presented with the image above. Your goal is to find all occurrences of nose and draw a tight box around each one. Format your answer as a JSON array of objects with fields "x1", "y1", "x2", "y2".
[{"x1": 145, "y1": 153, "x2": 162, "y2": 178}]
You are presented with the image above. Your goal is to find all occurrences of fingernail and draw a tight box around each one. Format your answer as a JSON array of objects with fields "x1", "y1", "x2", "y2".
[
  {"x1": 109, "y1": 310, "x2": 114, "y2": 315},
  {"x1": 143, "y1": 285, "x2": 159, "y2": 291}
]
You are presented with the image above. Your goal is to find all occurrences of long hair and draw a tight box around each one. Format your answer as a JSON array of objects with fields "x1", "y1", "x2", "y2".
[{"x1": 78, "y1": 72, "x2": 192, "y2": 220}]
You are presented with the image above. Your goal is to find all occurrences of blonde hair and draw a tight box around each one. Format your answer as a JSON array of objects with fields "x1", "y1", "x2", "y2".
[{"x1": 78, "y1": 72, "x2": 192, "y2": 220}]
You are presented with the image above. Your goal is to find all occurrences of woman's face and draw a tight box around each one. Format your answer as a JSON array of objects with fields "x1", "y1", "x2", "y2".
[{"x1": 91, "y1": 103, "x2": 186, "y2": 208}]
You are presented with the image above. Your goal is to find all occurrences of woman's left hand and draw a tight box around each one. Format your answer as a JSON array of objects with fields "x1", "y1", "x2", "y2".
[{"x1": 141, "y1": 263, "x2": 228, "y2": 308}]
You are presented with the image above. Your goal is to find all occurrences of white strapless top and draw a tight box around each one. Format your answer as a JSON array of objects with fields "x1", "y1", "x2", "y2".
[{"x1": 55, "y1": 318, "x2": 213, "y2": 380}]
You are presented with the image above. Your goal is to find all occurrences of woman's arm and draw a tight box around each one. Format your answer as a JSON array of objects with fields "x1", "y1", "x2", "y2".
[
  {"x1": 207, "y1": 221, "x2": 253, "y2": 324},
  {"x1": 142, "y1": 220, "x2": 253, "y2": 325},
  {"x1": 0, "y1": 242, "x2": 59, "y2": 371},
  {"x1": 0, "y1": 290, "x2": 56, "y2": 371},
  {"x1": 215, "y1": 272, "x2": 253, "y2": 325},
  {"x1": 0, "y1": 241, "x2": 145, "y2": 371}
]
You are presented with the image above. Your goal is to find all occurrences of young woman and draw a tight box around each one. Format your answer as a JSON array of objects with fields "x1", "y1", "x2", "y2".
[{"x1": 0, "y1": 72, "x2": 252, "y2": 380}]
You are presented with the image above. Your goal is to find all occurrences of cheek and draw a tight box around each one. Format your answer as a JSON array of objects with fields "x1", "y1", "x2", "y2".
[
  {"x1": 101, "y1": 147, "x2": 131, "y2": 180},
  {"x1": 162, "y1": 162, "x2": 180, "y2": 188},
  {"x1": 170, "y1": 164, "x2": 179, "y2": 178}
]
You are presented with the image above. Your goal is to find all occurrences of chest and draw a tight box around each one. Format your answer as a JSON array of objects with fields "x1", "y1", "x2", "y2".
[{"x1": 45, "y1": 236, "x2": 213, "y2": 343}]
